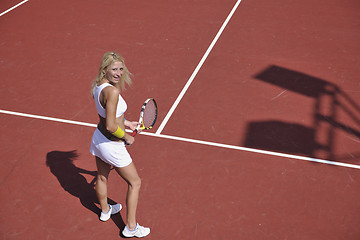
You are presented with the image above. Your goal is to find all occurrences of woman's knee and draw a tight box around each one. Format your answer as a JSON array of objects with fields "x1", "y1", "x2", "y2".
[
  {"x1": 130, "y1": 177, "x2": 141, "y2": 189},
  {"x1": 97, "y1": 174, "x2": 108, "y2": 184}
]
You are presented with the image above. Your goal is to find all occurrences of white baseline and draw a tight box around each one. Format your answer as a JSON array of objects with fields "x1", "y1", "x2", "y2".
[{"x1": 1, "y1": 109, "x2": 360, "y2": 170}]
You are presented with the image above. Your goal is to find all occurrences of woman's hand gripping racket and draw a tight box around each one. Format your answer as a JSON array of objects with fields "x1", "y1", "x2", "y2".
[{"x1": 131, "y1": 98, "x2": 158, "y2": 136}]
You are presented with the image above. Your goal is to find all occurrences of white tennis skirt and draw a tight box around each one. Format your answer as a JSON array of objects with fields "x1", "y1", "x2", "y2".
[{"x1": 90, "y1": 128, "x2": 132, "y2": 168}]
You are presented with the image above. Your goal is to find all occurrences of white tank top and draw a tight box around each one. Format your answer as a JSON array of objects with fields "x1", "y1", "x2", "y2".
[{"x1": 93, "y1": 83, "x2": 127, "y2": 118}]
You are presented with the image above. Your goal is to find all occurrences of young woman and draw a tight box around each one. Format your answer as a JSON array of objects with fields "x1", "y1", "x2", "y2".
[{"x1": 90, "y1": 52, "x2": 150, "y2": 238}]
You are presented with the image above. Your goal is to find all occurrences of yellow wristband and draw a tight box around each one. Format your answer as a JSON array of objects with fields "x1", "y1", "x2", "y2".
[{"x1": 112, "y1": 126, "x2": 125, "y2": 138}]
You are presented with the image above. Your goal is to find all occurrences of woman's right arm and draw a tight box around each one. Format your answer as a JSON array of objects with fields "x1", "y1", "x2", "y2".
[
  {"x1": 104, "y1": 87, "x2": 120, "y2": 133},
  {"x1": 103, "y1": 87, "x2": 134, "y2": 144}
]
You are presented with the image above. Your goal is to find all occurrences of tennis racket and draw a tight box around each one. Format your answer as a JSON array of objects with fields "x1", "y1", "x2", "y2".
[{"x1": 131, "y1": 98, "x2": 158, "y2": 136}]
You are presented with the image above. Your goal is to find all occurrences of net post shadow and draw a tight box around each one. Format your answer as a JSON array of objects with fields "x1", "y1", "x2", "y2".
[{"x1": 243, "y1": 65, "x2": 360, "y2": 161}]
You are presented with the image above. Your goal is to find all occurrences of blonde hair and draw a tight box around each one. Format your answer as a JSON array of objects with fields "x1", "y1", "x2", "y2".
[{"x1": 91, "y1": 52, "x2": 132, "y2": 96}]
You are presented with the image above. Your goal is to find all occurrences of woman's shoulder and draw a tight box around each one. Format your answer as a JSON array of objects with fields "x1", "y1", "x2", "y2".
[{"x1": 102, "y1": 84, "x2": 120, "y2": 98}]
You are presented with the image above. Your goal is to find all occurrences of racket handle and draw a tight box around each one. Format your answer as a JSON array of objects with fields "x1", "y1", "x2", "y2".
[{"x1": 131, "y1": 129, "x2": 138, "y2": 137}]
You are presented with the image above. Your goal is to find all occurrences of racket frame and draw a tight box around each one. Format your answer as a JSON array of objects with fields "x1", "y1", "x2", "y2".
[{"x1": 131, "y1": 98, "x2": 158, "y2": 136}]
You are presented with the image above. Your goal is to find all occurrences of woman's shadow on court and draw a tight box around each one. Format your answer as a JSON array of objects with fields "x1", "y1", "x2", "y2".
[{"x1": 46, "y1": 150, "x2": 126, "y2": 232}]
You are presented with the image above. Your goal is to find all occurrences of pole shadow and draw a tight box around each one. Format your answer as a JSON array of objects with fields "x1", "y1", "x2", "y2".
[
  {"x1": 46, "y1": 150, "x2": 126, "y2": 232},
  {"x1": 243, "y1": 65, "x2": 360, "y2": 162}
]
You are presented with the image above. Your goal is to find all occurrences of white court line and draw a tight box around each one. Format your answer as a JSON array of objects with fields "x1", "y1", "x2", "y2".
[
  {"x1": 155, "y1": 0, "x2": 243, "y2": 135},
  {"x1": 0, "y1": 109, "x2": 97, "y2": 128},
  {"x1": 1, "y1": 109, "x2": 360, "y2": 170},
  {"x1": 0, "y1": 0, "x2": 30, "y2": 17}
]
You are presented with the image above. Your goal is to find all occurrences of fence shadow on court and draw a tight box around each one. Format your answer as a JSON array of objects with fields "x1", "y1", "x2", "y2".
[
  {"x1": 46, "y1": 150, "x2": 126, "y2": 232},
  {"x1": 243, "y1": 65, "x2": 360, "y2": 162}
]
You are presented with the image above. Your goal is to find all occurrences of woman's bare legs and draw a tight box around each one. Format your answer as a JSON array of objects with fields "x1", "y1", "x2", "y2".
[
  {"x1": 95, "y1": 156, "x2": 111, "y2": 213},
  {"x1": 115, "y1": 162, "x2": 141, "y2": 230}
]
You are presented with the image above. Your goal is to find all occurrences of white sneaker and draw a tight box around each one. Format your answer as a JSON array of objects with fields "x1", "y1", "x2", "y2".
[
  {"x1": 122, "y1": 223, "x2": 150, "y2": 238},
  {"x1": 99, "y1": 203, "x2": 122, "y2": 221}
]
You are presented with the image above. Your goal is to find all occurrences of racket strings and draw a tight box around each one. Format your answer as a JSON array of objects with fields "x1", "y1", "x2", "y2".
[{"x1": 142, "y1": 100, "x2": 157, "y2": 128}]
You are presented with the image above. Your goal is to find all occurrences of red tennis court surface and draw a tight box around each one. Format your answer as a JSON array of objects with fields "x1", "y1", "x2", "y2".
[{"x1": 1, "y1": 0, "x2": 359, "y2": 239}]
